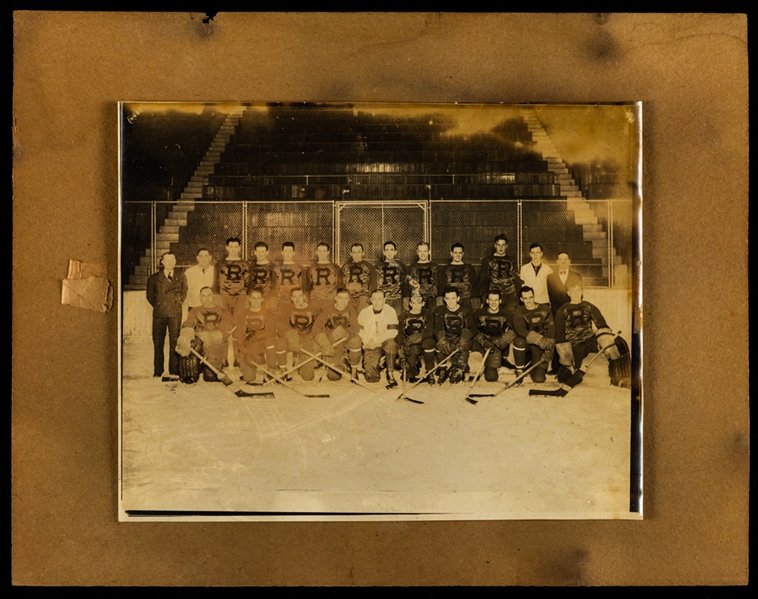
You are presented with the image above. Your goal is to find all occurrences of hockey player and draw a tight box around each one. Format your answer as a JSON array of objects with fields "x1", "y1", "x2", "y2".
[
  {"x1": 376, "y1": 240, "x2": 407, "y2": 313},
  {"x1": 274, "y1": 242, "x2": 308, "y2": 312},
  {"x1": 358, "y1": 289, "x2": 400, "y2": 388},
  {"x1": 175, "y1": 286, "x2": 229, "y2": 384},
  {"x1": 511, "y1": 286, "x2": 555, "y2": 384},
  {"x1": 554, "y1": 283, "x2": 621, "y2": 381},
  {"x1": 480, "y1": 234, "x2": 520, "y2": 313},
  {"x1": 248, "y1": 241, "x2": 278, "y2": 311},
  {"x1": 147, "y1": 251, "x2": 188, "y2": 379},
  {"x1": 215, "y1": 237, "x2": 250, "y2": 318},
  {"x1": 396, "y1": 291, "x2": 436, "y2": 383},
  {"x1": 313, "y1": 288, "x2": 362, "y2": 381},
  {"x1": 234, "y1": 287, "x2": 284, "y2": 384},
  {"x1": 472, "y1": 290, "x2": 518, "y2": 382},
  {"x1": 404, "y1": 241, "x2": 439, "y2": 309},
  {"x1": 341, "y1": 243, "x2": 376, "y2": 315},
  {"x1": 439, "y1": 243, "x2": 479, "y2": 311},
  {"x1": 519, "y1": 243, "x2": 553, "y2": 305},
  {"x1": 307, "y1": 242, "x2": 342, "y2": 316},
  {"x1": 276, "y1": 287, "x2": 319, "y2": 382},
  {"x1": 433, "y1": 286, "x2": 476, "y2": 385}
]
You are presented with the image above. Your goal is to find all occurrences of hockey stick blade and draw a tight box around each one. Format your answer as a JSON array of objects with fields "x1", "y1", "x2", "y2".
[
  {"x1": 465, "y1": 397, "x2": 478, "y2": 405},
  {"x1": 235, "y1": 389, "x2": 275, "y2": 398},
  {"x1": 528, "y1": 387, "x2": 569, "y2": 397},
  {"x1": 403, "y1": 396, "x2": 424, "y2": 404}
]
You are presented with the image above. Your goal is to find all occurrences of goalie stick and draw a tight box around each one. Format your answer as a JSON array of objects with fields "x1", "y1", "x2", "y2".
[
  {"x1": 467, "y1": 358, "x2": 549, "y2": 404},
  {"x1": 463, "y1": 347, "x2": 491, "y2": 404},
  {"x1": 188, "y1": 347, "x2": 273, "y2": 398},
  {"x1": 397, "y1": 349, "x2": 461, "y2": 404},
  {"x1": 528, "y1": 331, "x2": 621, "y2": 397}
]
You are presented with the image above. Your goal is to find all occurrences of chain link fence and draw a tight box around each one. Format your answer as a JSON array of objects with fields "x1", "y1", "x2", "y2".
[
  {"x1": 123, "y1": 198, "x2": 633, "y2": 290},
  {"x1": 335, "y1": 202, "x2": 428, "y2": 265}
]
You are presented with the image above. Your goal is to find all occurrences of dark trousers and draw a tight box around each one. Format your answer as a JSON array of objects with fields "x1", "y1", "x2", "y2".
[{"x1": 152, "y1": 316, "x2": 181, "y2": 376}]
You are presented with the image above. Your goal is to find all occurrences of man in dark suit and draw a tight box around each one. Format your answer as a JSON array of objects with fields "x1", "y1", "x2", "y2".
[
  {"x1": 546, "y1": 252, "x2": 583, "y2": 315},
  {"x1": 146, "y1": 251, "x2": 188, "y2": 378},
  {"x1": 546, "y1": 252, "x2": 582, "y2": 375}
]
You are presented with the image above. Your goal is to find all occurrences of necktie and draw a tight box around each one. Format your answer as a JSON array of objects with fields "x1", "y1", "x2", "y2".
[{"x1": 168, "y1": 272, "x2": 173, "y2": 281}]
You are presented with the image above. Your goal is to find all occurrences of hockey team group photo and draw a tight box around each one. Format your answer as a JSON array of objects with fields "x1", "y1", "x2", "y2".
[{"x1": 119, "y1": 102, "x2": 641, "y2": 520}]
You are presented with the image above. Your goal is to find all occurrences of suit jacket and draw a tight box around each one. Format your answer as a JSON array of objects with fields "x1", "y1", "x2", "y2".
[
  {"x1": 546, "y1": 269, "x2": 583, "y2": 314},
  {"x1": 147, "y1": 269, "x2": 188, "y2": 318}
]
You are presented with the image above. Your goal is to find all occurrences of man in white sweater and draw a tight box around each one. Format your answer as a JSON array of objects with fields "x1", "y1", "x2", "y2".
[{"x1": 358, "y1": 289, "x2": 400, "y2": 389}]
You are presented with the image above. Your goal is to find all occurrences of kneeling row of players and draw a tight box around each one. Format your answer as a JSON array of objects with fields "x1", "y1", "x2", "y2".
[{"x1": 174, "y1": 279, "x2": 624, "y2": 390}]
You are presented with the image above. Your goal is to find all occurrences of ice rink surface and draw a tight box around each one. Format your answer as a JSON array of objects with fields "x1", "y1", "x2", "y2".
[{"x1": 121, "y1": 342, "x2": 636, "y2": 520}]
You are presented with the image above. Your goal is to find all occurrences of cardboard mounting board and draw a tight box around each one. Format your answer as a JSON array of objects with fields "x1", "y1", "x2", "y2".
[{"x1": 12, "y1": 12, "x2": 748, "y2": 585}]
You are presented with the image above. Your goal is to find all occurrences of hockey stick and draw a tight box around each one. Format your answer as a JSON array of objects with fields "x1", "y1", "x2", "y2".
[
  {"x1": 398, "y1": 349, "x2": 461, "y2": 404},
  {"x1": 298, "y1": 348, "x2": 378, "y2": 394},
  {"x1": 246, "y1": 357, "x2": 330, "y2": 398},
  {"x1": 467, "y1": 358, "x2": 549, "y2": 403},
  {"x1": 528, "y1": 331, "x2": 621, "y2": 397},
  {"x1": 189, "y1": 347, "x2": 273, "y2": 398},
  {"x1": 463, "y1": 347, "x2": 491, "y2": 404},
  {"x1": 262, "y1": 337, "x2": 346, "y2": 387}
]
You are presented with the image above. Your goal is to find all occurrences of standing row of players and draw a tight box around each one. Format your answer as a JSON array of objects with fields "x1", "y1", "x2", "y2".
[{"x1": 147, "y1": 235, "x2": 622, "y2": 388}]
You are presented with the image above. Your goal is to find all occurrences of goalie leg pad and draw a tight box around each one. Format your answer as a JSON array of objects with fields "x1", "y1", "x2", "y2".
[
  {"x1": 178, "y1": 351, "x2": 201, "y2": 384},
  {"x1": 609, "y1": 336, "x2": 632, "y2": 387}
]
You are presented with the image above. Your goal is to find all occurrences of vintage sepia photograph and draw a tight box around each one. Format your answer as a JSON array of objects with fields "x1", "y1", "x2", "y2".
[{"x1": 119, "y1": 101, "x2": 642, "y2": 521}]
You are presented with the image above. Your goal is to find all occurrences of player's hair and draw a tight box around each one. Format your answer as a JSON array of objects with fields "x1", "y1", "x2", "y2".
[
  {"x1": 248, "y1": 287, "x2": 264, "y2": 296},
  {"x1": 254, "y1": 241, "x2": 268, "y2": 250},
  {"x1": 225, "y1": 237, "x2": 242, "y2": 246},
  {"x1": 529, "y1": 242, "x2": 544, "y2": 252},
  {"x1": 567, "y1": 282, "x2": 583, "y2": 292},
  {"x1": 450, "y1": 242, "x2": 464, "y2": 252},
  {"x1": 520, "y1": 286, "x2": 535, "y2": 297},
  {"x1": 442, "y1": 285, "x2": 460, "y2": 297},
  {"x1": 289, "y1": 287, "x2": 304, "y2": 296},
  {"x1": 335, "y1": 287, "x2": 349, "y2": 296},
  {"x1": 370, "y1": 288, "x2": 386, "y2": 298},
  {"x1": 486, "y1": 288, "x2": 502, "y2": 299},
  {"x1": 199, "y1": 286, "x2": 213, "y2": 295},
  {"x1": 317, "y1": 241, "x2": 331, "y2": 251},
  {"x1": 282, "y1": 241, "x2": 295, "y2": 250},
  {"x1": 557, "y1": 251, "x2": 570, "y2": 259},
  {"x1": 351, "y1": 242, "x2": 364, "y2": 251},
  {"x1": 383, "y1": 240, "x2": 397, "y2": 250},
  {"x1": 196, "y1": 247, "x2": 210, "y2": 255},
  {"x1": 494, "y1": 234, "x2": 508, "y2": 244},
  {"x1": 417, "y1": 241, "x2": 430, "y2": 250},
  {"x1": 159, "y1": 251, "x2": 175, "y2": 266}
]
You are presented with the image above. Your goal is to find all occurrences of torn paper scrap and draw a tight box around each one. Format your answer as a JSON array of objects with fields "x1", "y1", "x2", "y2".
[
  {"x1": 67, "y1": 259, "x2": 108, "y2": 279},
  {"x1": 61, "y1": 260, "x2": 113, "y2": 312}
]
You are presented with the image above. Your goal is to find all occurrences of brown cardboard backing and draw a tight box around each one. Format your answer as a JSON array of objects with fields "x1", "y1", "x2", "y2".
[{"x1": 12, "y1": 12, "x2": 748, "y2": 586}]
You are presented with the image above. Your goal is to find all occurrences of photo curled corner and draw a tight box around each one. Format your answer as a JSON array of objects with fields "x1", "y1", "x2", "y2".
[{"x1": 61, "y1": 259, "x2": 113, "y2": 313}]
